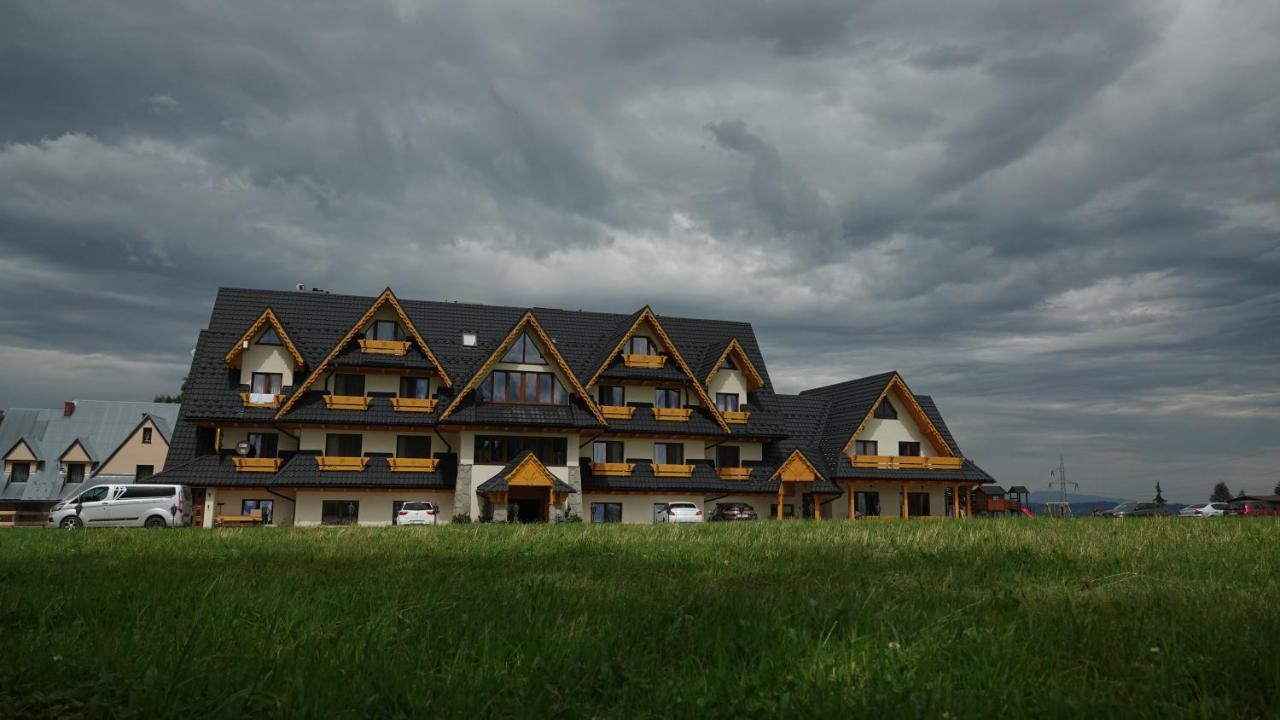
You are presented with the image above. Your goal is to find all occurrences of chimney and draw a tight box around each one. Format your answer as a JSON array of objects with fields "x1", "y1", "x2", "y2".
[{"x1": 64, "y1": 401, "x2": 76, "y2": 417}]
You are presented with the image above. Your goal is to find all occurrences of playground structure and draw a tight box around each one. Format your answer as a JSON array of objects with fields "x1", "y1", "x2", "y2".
[{"x1": 972, "y1": 485, "x2": 1033, "y2": 517}]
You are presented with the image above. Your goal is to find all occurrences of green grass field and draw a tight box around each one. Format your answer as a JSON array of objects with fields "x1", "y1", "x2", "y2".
[{"x1": 1, "y1": 520, "x2": 1277, "y2": 719}]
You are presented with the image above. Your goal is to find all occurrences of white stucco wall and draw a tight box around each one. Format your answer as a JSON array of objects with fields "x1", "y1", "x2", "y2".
[
  {"x1": 239, "y1": 344, "x2": 295, "y2": 387},
  {"x1": 219, "y1": 427, "x2": 300, "y2": 453},
  {"x1": 297, "y1": 429, "x2": 436, "y2": 455},
  {"x1": 294, "y1": 489, "x2": 455, "y2": 526},
  {"x1": 707, "y1": 368, "x2": 748, "y2": 408},
  {"x1": 211, "y1": 488, "x2": 298, "y2": 526},
  {"x1": 852, "y1": 395, "x2": 944, "y2": 457}
]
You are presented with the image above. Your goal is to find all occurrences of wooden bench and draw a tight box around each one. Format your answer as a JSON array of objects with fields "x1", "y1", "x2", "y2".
[{"x1": 214, "y1": 509, "x2": 264, "y2": 527}]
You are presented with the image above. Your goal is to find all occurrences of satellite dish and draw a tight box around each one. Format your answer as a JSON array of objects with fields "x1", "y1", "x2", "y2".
[{"x1": 235, "y1": 440, "x2": 251, "y2": 457}]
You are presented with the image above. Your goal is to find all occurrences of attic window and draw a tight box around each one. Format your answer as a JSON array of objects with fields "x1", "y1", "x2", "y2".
[
  {"x1": 625, "y1": 336, "x2": 662, "y2": 356},
  {"x1": 720, "y1": 355, "x2": 736, "y2": 370},
  {"x1": 369, "y1": 320, "x2": 403, "y2": 342},
  {"x1": 501, "y1": 333, "x2": 545, "y2": 365},
  {"x1": 462, "y1": 332, "x2": 477, "y2": 347},
  {"x1": 142, "y1": 427, "x2": 153, "y2": 444},
  {"x1": 10, "y1": 462, "x2": 30, "y2": 483},
  {"x1": 874, "y1": 398, "x2": 898, "y2": 420},
  {"x1": 258, "y1": 327, "x2": 283, "y2": 346}
]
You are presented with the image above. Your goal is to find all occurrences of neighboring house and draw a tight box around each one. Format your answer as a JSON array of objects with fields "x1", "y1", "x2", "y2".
[
  {"x1": 0, "y1": 401, "x2": 180, "y2": 526},
  {"x1": 155, "y1": 287, "x2": 995, "y2": 527}
]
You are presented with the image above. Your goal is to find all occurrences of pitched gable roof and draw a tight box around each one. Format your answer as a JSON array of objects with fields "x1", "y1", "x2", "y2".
[
  {"x1": 224, "y1": 308, "x2": 305, "y2": 369},
  {"x1": 703, "y1": 338, "x2": 766, "y2": 390},
  {"x1": 475, "y1": 451, "x2": 576, "y2": 495},
  {"x1": 800, "y1": 371, "x2": 955, "y2": 468},
  {"x1": 58, "y1": 438, "x2": 97, "y2": 463},
  {"x1": 92, "y1": 413, "x2": 171, "y2": 478},
  {"x1": 3, "y1": 438, "x2": 41, "y2": 462}
]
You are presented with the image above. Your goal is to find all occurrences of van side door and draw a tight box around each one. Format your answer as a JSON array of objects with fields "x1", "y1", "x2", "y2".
[{"x1": 74, "y1": 485, "x2": 115, "y2": 525}]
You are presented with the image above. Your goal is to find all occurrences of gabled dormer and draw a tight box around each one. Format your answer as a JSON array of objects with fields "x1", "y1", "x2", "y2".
[
  {"x1": 225, "y1": 308, "x2": 305, "y2": 408},
  {"x1": 703, "y1": 338, "x2": 766, "y2": 425},
  {"x1": 839, "y1": 373, "x2": 962, "y2": 471},
  {"x1": 3, "y1": 438, "x2": 41, "y2": 484},
  {"x1": 58, "y1": 438, "x2": 96, "y2": 485}
]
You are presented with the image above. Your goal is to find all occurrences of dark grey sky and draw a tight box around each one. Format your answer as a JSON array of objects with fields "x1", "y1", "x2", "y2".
[{"x1": 2, "y1": 1, "x2": 1277, "y2": 501}]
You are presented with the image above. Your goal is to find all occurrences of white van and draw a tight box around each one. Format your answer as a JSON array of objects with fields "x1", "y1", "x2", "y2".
[{"x1": 49, "y1": 484, "x2": 191, "y2": 529}]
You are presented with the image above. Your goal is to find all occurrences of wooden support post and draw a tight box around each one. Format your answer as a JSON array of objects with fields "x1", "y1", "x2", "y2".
[
  {"x1": 814, "y1": 495, "x2": 822, "y2": 522},
  {"x1": 952, "y1": 483, "x2": 960, "y2": 519},
  {"x1": 966, "y1": 486, "x2": 973, "y2": 518},
  {"x1": 777, "y1": 484, "x2": 784, "y2": 521},
  {"x1": 901, "y1": 483, "x2": 909, "y2": 519},
  {"x1": 848, "y1": 482, "x2": 855, "y2": 521}
]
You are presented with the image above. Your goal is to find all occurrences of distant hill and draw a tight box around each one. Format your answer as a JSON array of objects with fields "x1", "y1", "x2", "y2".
[{"x1": 1028, "y1": 491, "x2": 1130, "y2": 506}]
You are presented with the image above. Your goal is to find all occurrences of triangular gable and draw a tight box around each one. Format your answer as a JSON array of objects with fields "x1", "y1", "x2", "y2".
[
  {"x1": 92, "y1": 415, "x2": 169, "y2": 478},
  {"x1": 506, "y1": 453, "x2": 557, "y2": 487},
  {"x1": 224, "y1": 308, "x2": 305, "y2": 369},
  {"x1": 770, "y1": 449, "x2": 824, "y2": 483},
  {"x1": 4, "y1": 438, "x2": 40, "y2": 463},
  {"x1": 703, "y1": 338, "x2": 766, "y2": 391},
  {"x1": 438, "y1": 311, "x2": 606, "y2": 425},
  {"x1": 276, "y1": 288, "x2": 454, "y2": 418},
  {"x1": 584, "y1": 307, "x2": 731, "y2": 433},
  {"x1": 840, "y1": 373, "x2": 954, "y2": 458},
  {"x1": 59, "y1": 439, "x2": 95, "y2": 464}
]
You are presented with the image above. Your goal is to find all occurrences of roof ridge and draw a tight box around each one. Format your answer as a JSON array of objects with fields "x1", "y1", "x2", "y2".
[{"x1": 798, "y1": 370, "x2": 898, "y2": 395}]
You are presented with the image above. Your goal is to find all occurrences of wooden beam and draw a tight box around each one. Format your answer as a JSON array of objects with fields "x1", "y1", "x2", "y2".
[
  {"x1": 847, "y1": 481, "x2": 854, "y2": 522},
  {"x1": 776, "y1": 484, "x2": 784, "y2": 520},
  {"x1": 901, "y1": 482, "x2": 908, "y2": 520},
  {"x1": 952, "y1": 483, "x2": 960, "y2": 519}
]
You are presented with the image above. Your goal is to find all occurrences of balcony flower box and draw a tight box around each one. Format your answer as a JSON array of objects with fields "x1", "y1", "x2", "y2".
[
  {"x1": 717, "y1": 467, "x2": 752, "y2": 481},
  {"x1": 652, "y1": 407, "x2": 692, "y2": 422},
  {"x1": 358, "y1": 339, "x2": 411, "y2": 356},
  {"x1": 390, "y1": 397, "x2": 438, "y2": 413},
  {"x1": 315, "y1": 456, "x2": 369, "y2": 472},
  {"x1": 231, "y1": 457, "x2": 282, "y2": 473},
  {"x1": 388, "y1": 457, "x2": 440, "y2": 473},
  {"x1": 849, "y1": 455, "x2": 964, "y2": 470},
  {"x1": 240, "y1": 392, "x2": 282, "y2": 409},
  {"x1": 591, "y1": 462, "x2": 635, "y2": 476},
  {"x1": 721, "y1": 410, "x2": 751, "y2": 424},
  {"x1": 653, "y1": 463, "x2": 694, "y2": 478},
  {"x1": 323, "y1": 395, "x2": 371, "y2": 411},
  {"x1": 622, "y1": 354, "x2": 667, "y2": 369},
  {"x1": 600, "y1": 405, "x2": 635, "y2": 420}
]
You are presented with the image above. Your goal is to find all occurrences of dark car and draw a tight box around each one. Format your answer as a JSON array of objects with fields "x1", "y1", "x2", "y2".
[
  {"x1": 1225, "y1": 500, "x2": 1279, "y2": 517},
  {"x1": 1102, "y1": 502, "x2": 1169, "y2": 518},
  {"x1": 708, "y1": 503, "x2": 758, "y2": 521}
]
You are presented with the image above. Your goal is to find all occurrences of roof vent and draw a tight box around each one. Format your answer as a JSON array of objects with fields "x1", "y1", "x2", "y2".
[
  {"x1": 64, "y1": 401, "x2": 76, "y2": 417},
  {"x1": 461, "y1": 332, "x2": 477, "y2": 347},
  {"x1": 295, "y1": 283, "x2": 329, "y2": 294}
]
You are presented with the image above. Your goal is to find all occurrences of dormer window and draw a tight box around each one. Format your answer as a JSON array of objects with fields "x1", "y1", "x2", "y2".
[
  {"x1": 720, "y1": 356, "x2": 735, "y2": 370},
  {"x1": 9, "y1": 462, "x2": 30, "y2": 483},
  {"x1": 251, "y1": 372, "x2": 283, "y2": 395},
  {"x1": 655, "y1": 387, "x2": 682, "y2": 409},
  {"x1": 400, "y1": 377, "x2": 430, "y2": 399},
  {"x1": 874, "y1": 398, "x2": 898, "y2": 420},
  {"x1": 599, "y1": 385, "x2": 625, "y2": 406},
  {"x1": 369, "y1": 320, "x2": 403, "y2": 341},
  {"x1": 501, "y1": 333, "x2": 546, "y2": 365},
  {"x1": 333, "y1": 373, "x2": 366, "y2": 396},
  {"x1": 716, "y1": 393, "x2": 740, "y2": 412},
  {"x1": 478, "y1": 370, "x2": 567, "y2": 405},
  {"x1": 625, "y1": 336, "x2": 662, "y2": 356},
  {"x1": 65, "y1": 463, "x2": 86, "y2": 483},
  {"x1": 257, "y1": 327, "x2": 283, "y2": 346},
  {"x1": 142, "y1": 427, "x2": 153, "y2": 444}
]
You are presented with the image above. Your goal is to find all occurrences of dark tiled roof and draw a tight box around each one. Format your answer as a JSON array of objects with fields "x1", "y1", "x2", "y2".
[
  {"x1": 441, "y1": 394, "x2": 602, "y2": 429},
  {"x1": 280, "y1": 392, "x2": 441, "y2": 427},
  {"x1": 916, "y1": 395, "x2": 962, "y2": 456},
  {"x1": 798, "y1": 371, "x2": 897, "y2": 471},
  {"x1": 597, "y1": 359, "x2": 690, "y2": 383},
  {"x1": 597, "y1": 405, "x2": 725, "y2": 437},
  {"x1": 475, "y1": 452, "x2": 576, "y2": 494},
  {"x1": 332, "y1": 345, "x2": 438, "y2": 370},
  {"x1": 580, "y1": 459, "x2": 842, "y2": 495},
  {"x1": 273, "y1": 454, "x2": 454, "y2": 489}
]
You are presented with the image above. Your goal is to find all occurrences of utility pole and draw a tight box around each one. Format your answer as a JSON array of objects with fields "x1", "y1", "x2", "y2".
[{"x1": 1048, "y1": 455, "x2": 1077, "y2": 503}]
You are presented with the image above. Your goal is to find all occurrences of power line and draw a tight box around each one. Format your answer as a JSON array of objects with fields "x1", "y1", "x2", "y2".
[{"x1": 1048, "y1": 455, "x2": 1078, "y2": 503}]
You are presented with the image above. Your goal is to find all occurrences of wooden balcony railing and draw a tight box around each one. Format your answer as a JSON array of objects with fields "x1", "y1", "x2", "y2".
[
  {"x1": 315, "y1": 456, "x2": 369, "y2": 472},
  {"x1": 849, "y1": 455, "x2": 965, "y2": 470},
  {"x1": 231, "y1": 457, "x2": 283, "y2": 473},
  {"x1": 653, "y1": 464, "x2": 694, "y2": 478},
  {"x1": 717, "y1": 467, "x2": 752, "y2": 481},
  {"x1": 622, "y1": 354, "x2": 667, "y2": 369},
  {"x1": 652, "y1": 407, "x2": 692, "y2": 422},
  {"x1": 240, "y1": 392, "x2": 282, "y2": 409},
  {"x1": 600, "y1": 405, "x2": 635, "y2": 420},
  {"x1": 591, "y1": 462, "x2": 634, "y2": 476},
  {"x1": 388, "y1": 457, "x2": 440, "y2": 473},
  {"x1": 721, "y1": 410, "x2": 751, "y2": 424},
  {"x1": 390, "y1": 397, "x2": 438, "y2": 413},
  {"x1": 324, "y1": 395, "x2": 371, "y2": 411},
  {"x1": 358, "y1": 339, "x2": 411, "y2": 356}
]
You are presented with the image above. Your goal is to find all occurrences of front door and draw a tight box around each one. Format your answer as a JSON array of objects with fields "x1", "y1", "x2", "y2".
[
  {"x1": 191, "y1": 488, "x2": 206, "y2": 527},
  {"x1": 509, "y1": 498, "x2": 546, "y2": 523}
]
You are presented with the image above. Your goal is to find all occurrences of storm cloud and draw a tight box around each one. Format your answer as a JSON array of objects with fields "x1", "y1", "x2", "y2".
[{"x1": 2, "y1": 0, "x2": 1278, "y2": 501}]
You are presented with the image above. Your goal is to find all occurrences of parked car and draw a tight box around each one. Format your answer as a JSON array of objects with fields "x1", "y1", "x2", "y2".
[
  {"x1": 1179, "y1": 502, "x2": 1228, "y2": 518},
  {"x1": 1101, "y1": 502, "x2": 1169, "y2": 518},
  {"x1": 49, "y1": 484, "x2": 191, "y2": 529},
  {"x1": 1225, "y1": 500, "x2": 1279, "y2": 517},
  {"x1": 665, "y1": 502, "x2": 704, "y2": 523},
  {"x1": 708, "y1": 502, "x2": 758, "y2": 521},
  {"x1": 395, "y1": 501, "x2": 439, "y2": 525}
]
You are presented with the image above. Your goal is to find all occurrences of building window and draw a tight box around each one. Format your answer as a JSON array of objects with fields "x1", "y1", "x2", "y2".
[
  {"x1": 899, "y1": 441, "x2": 921, "y2": 457},
  {"x1": 195, "y1": 427, "x2": 217, "y2": 455},
  {"x1": 769, "y1": 503, "x2": 795, "y2": 519},
  {"x1": 654, "y1": 387, "x2": 682, "y2": 409},
  {"x1": 715, "y1": 393, "x2": 740, "y2": 412},
  {"x1": 720, "y1": 355, "x2": 735, "y2": 370},
  {"x1": 333, "y1": 373, "x2": 366, "y2": 396},
  {"x1": 142, "y1": 427, "x2": 153, "y2": 444},
  {"x1": 65, "y1": 463, "x2": 86, "y2": 484},
  {"x1": 325, "y1": 433, "x2": 363, "y2": 457},
  {"x1": 593, "y1": 441, "x2": 624, "y2": 464},
  {"x1": 855, "y1": 440, "x2": 878, "y2": 455},
  {"x1": 321, "y1": 500, "x2": 360, "y2": 525},
  {"x1": 479, "y1": 370, "x2": 567, "y2": 405},
  {"x1": 653, "y1": 503, "x2": 668, "y2": 522},
  {"x1": 241, "y1": 499, "x2": 274, "y2": 524},
  {"x1": 591, "y1": 502, "x2": 623, "y2": 523},
  {"x1": 251, "y1": 372, "x2": 283, "y2": 395},
  {"x1": 135, "y1": 465, "x2": 154, "y2": 481},
  {"x1": 874, "y1": 398, "x2": 898, "y2": 419},
  {"x1": 369, "y1": 320, "x2": 402, "y2": 341},
  {"x1": 258, "y1": 327, "x2": 283, "y2": 345},
  {"x1": 856, "y1": 491, "x2": 881, "y2": 517},
  {"x1": 501, "y1": 332, "x2": 546, "y2": 365},
  {"x1": 624, "y1": 336, "x2": 661, "y2": 356},
  {"x1": 10, "y1": 462, "x2": 30, "y2": 482},
  {"x1": 474, "y1": 435, "x2": 568, "y2": 466},
  {"x1": 908, "y1": 492, "x2": 931, "y2": 516},
  {"x1": 715, "y1": 445, "x2": 740, "y2": 468},
  {"x1": 247, "y1": 433, "x2": 279, "y2": 458},
  {"x1": 399, "y1": 376, "x2": 430, "y2": 399},
  {"x1": 654, "y1": 442, "x2": 684, "y2": 465},
  {"x1": 598, "y1": 385, "x2": 625, "y2": 406},
  {"x1": 396, "y1": 435, "x2": 432, "y2": 459}
]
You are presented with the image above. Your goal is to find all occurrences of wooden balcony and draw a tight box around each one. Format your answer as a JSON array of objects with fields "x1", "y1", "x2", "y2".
[
  {"x1": 653, "y1": 463, "x2": 694, "y2": 478},
  {"x1": 652, "y1": 407, "x2": 692, "y2": 422},
  {"x1": 388, "y1": 457, "x2": 440, "y2": 473},
  {"x1": 622, "y1": 354, "x2": 667, "y2": 369},
  {"x1": 591, "y1": 462, "x2": 634, "y2": 476},
  {"x1": 358, "y1": 339, "x2": 411, "y2": 356},
  {"x1": 240, "y1": 392, "x2": 282, "y2": 409},
  {"x1": 721, "y1": 410, "x2": 751, "y2": 424},
  {"x1": 324, "y1": 395, "x2": 371, "y2": 411},
  {"x1": 849, "y1": 455, "x2": 965, "y2": 470},
  {"x1": 390, "y1": 397, "x2": 438, "y2": 413},
  {"x1": 717, "y1": 467, "x2": 752, "y2": 481},
  {"x1": 315, "y1": 456, "x2": 369, "y2": 472},
  {"x1": 231, "y1": 457, "x2": 283, "y2": 473},
  {"x1": 600, "y1": 405, "x2": 635, "y2": 420}
]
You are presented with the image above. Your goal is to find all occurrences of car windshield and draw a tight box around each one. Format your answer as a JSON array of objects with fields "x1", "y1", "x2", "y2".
[
  {"x1": 403, "y1": 502, "x2": 430, "y2": 510},
  {"x1": 1111, "y1": 503, "x2": 1137, "y2": 512},
  {"x1": 669, "y1": 503, "x2": 696, "y2": 510}
]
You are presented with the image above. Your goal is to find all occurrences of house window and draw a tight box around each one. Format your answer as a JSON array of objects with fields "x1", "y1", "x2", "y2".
[
  {"x1": 899, "y1": 441, "x2": 921, "y2": 457},
  {"x1": 247, "y1": 433, "x2": 279, "y2": 458},
  {"x1": 333, "y1": 373, "x2": 366, "y2": 396},
  {"x1": 908, "y1": 492, "x2": 931, "y2": 517},
  {"x1": 720, "y1": 355, "x2": 735, "y2": 370},
  {"x1": 251, "y1": 372, "x2": 283, "y2": 395},
  {"x1": 715, "y1": 445, "x2": 741, "y2": 468},
  {"x1": 321, "y1": 500, "x2": 360, "y2": 525},
  {"x1": 473, "y1": 436, "x2": 568, "y2": 465},
  {"x1": 874, "y1": 399, "x2": 898, "y2": 419},
  {"x1": 10, "y1": 462, "x2": 30, "y2": 482},
  {"x1": 65, "y1": 463, "x2": 86, "y2": 484},
  {"x1": 325, "y1": 434, "x2": 363, "y2": 457},
  {"x1": 856, "y1": 491, "x2": 881, "y2": 517},
  {"x1": 142, "y1": 427, "x2": 153, "y2": 444},
  {"x1": 258, "y1": 327, "x2": 283, "y2": 345},
  {"x1": 399, "y1": 376, "x2": 430, "y2": 399},
  {"x1": 135, "y1": 465, "x2": 154, "y2": 481},
  {"x1": 241, "y1": 499, "x2": 274, "y2": 524},
  {"x1": 591, "y1": 502, "x2": 623, "y2": 523},
  {"x1": 654, "y1": 388, "x2": 682, "y2": 409},
  {"x1": 195, "y1": 427, "x2": 217, "y2": 455},
  {"x1": 479, "y1": 371, "x2": 567, "y2": 405},
  {"x1": 501, "y1": 333, "x2": 546, "y2": 365},
  {"x1": 769, "y1": 503, "x2": 795, "y2": 519},
  {"x1": 598, "y1": 385, "x2": 625, "y2": 406},
  {"x1": 624, "y1": 336, "x2": 661, "y2": 356},
  {"x1": 653, "y1": 503, "x2": 668, "y2": 522},
  {"x1": 369, "y1": 320, "x2": 402, "y2": 341},
  {"x1": 855, "y1": 440, "x2": 878, "y2": 455},
  {"x1": 654, "y1": 442, "x2": 684, "y2": 465},
  {"x1": 715, "y1": 393, "x2": 740, "y2": 412},
  {"x1": 593, "y1": 441, "x2": 624, "y2": 464},
  {"x1": 396, "y1": 435, "x2": 431, "y2": 459}
]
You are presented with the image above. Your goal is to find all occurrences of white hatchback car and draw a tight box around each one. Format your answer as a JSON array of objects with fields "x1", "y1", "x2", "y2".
[
  {"x1": 395, "y1": 501, "x2": 439, "y2": 525},
  {"x1": 665, "y1": 502, "x2": 703, "y2": 523},
  {"x1": 1179, "y1": 502, "x2": 1227, "y2": 518}
]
